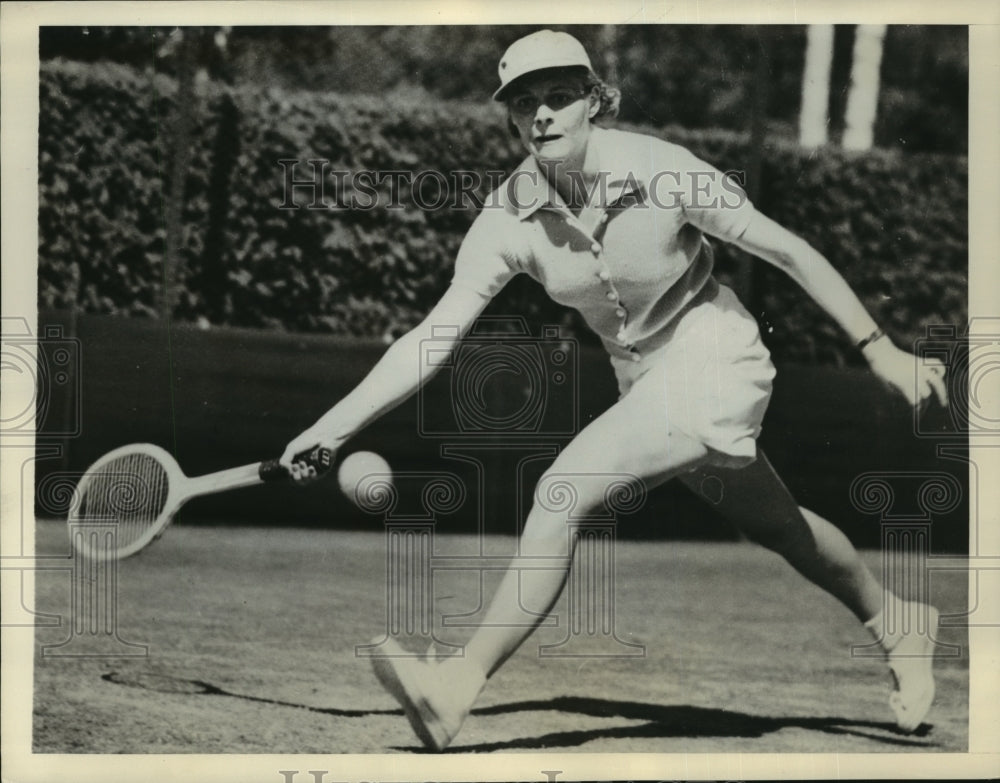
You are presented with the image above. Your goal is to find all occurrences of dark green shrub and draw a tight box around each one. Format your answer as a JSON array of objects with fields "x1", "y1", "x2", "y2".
[{"x1": 38, "y1": 59, "x2": 967, "y2": 364}]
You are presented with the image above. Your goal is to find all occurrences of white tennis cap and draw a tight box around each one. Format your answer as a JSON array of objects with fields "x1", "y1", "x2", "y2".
[{"x1": 493, "y1": 30, "x2": 595, "y2": 101}]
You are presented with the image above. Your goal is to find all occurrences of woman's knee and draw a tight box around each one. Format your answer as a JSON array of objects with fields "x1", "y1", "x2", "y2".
[{"x1": 533, "y1": 465, "x2": 622, "y2": 521}]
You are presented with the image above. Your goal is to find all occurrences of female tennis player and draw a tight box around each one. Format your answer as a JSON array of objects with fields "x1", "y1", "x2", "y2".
[{"x1": 281, "y1": 30, "x2": 949, "y2": 750}]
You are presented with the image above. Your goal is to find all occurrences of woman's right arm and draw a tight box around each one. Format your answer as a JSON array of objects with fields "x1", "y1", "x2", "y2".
[{"x1": 279, "y1": 283, "x2": 490, "y2": 477}]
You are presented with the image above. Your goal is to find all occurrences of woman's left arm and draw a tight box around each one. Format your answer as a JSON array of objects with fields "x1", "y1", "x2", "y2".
[{"x1": 731, "y1": 211, "x2": 948, "y2": 408}]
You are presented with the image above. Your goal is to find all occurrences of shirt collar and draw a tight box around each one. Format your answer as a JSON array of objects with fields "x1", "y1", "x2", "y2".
[{"x1": 505, "y1": 128, "x2": 648, "y2": 222}]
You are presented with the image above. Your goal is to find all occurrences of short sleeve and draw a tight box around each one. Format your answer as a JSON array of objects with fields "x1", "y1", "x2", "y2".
[
  {"x1": 451, "y1": 205, "x2": 521, "y2": 298},
  {"x1": 669, "y1": 146, "x2": 757, "y2": 240}
]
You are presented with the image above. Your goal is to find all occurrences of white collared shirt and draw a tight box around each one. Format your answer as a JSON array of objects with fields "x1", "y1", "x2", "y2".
[{"x1": 452, "y1": 127, "x2": 756, "y2": 358}]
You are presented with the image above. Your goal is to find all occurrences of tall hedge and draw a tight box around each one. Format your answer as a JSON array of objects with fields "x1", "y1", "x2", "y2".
[
  {"x1": 38, "y1": 62, "x2": 214, "y2": 318},
  {"x1": 38, "y1": 59, "x2": 967, "y2": 364}
]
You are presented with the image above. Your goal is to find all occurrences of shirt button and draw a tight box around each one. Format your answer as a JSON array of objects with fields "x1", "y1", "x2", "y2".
[
  {"x1": 598, "y1": 270, "x2": 610, "y2": 281},
  {"x1": 615, "y1": 307, "x2": 625, "y2": 317},
  {"x1": 616, "y1": 332, "x2": 628, "y2": 344},
  {"x1": 591, "y1": 242, "x2": 602, "y2": 253},
  {"x1": 600, "y1": 213, "x2": 609, "y2": 223},
  {"x1": 630, "y1": 354, "x2": 642, "y2": 363}
]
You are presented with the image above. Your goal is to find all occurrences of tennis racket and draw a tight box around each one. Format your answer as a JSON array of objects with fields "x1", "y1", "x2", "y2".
[{"x1": 68, "y1": 443, "x2": 333, "y2": 560}]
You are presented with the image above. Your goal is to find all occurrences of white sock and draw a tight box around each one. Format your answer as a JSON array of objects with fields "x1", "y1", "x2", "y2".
[
  {"x1": 864, "y1": 594, "x2": 938, "y2": 732},
  {"x1": 864, "y1": 592, "x2": 909, "y2": 650}
]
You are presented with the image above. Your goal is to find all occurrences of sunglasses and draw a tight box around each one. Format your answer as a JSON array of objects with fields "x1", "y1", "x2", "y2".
[{"x1": 508, "y1": 87, "x2": 589, "y2": 116}]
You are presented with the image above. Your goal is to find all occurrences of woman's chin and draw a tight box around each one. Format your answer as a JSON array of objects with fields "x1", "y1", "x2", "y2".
[{"x1": 531, "y1": 143, "x2": 570, "y2": 163}]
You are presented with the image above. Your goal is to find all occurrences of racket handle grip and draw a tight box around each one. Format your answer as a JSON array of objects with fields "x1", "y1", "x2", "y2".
[{"x1": 259, "y1": 446, "x2": 334, "y2": 482}]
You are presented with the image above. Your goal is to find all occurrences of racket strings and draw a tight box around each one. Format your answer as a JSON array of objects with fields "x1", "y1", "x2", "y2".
[{"x1": 76, "y1": 452, "x2": 170, "y2": 550}]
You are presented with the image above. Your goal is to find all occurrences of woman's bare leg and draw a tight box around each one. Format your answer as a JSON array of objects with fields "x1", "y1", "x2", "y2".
[
  {"x1": 465, "y1": 433, "x2": 709, "y2": 679},
  {"x1": 372, "y1": 375, "x2": 712, "y2": 749},
  {"x1": 678, "y1": 451, "x2": 883, "y2": 621},
  {"x1": 679, "y1": 450, "x2": 938, "y2": 732}
]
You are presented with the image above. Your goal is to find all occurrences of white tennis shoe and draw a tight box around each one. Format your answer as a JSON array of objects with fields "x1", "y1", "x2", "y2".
[
  {"x1": 370, "y1": 638, "x2": 486, "y2": 751},
  {"x1": 867, "y1": 600, "x2": 939, "y2": 733}
]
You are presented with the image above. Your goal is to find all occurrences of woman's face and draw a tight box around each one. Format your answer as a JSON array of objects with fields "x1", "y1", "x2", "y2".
[{"x1": 506, "y1": 72, "x2": 599, "y2": 166}]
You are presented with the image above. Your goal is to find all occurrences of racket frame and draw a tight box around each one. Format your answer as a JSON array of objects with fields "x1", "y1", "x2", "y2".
[{"x1": 69, "y1": 443, "x2": 323, "y2": 560}]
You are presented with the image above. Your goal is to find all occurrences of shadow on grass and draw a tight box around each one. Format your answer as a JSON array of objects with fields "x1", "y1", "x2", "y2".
[
  {"x1": 103, "y1": 672, "x2": 934, "y2": 752},
  {"x1": 432, "y1": 696, "x2": 934, "y2": 752},
  {"x1": 101, "y1": 670, "x2": 403, "y2": 718}
]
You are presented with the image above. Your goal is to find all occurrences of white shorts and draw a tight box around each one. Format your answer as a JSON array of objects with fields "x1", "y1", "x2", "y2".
[{"x1": 609, "y1": 278, "x2": 776, "y2": 469}]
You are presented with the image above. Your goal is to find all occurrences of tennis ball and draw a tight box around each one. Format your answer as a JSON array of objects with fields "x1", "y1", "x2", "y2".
[{"x1": 337, "y1": 450, "x2": 393, "y2": 509}]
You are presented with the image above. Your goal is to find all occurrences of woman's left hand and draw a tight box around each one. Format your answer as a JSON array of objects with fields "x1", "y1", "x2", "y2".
[{"x1": 863, "y1": 340, "x2": 949, "y2": 408}]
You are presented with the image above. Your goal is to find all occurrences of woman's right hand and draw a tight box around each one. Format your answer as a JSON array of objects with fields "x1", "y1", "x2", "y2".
[
  {"x1": 276, "y1": 285, "x2": 488, "y2": 485},
  {"x1": 279, "y1": 424, "x2": 346, "y2": 485}
]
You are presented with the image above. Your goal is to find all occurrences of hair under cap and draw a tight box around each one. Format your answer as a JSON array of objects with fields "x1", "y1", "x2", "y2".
[{"x1": 493, "y1": 30, "x2": 595, "y2": 101}]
